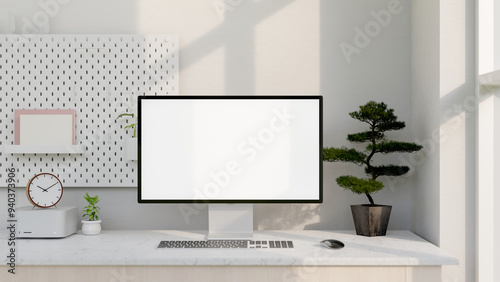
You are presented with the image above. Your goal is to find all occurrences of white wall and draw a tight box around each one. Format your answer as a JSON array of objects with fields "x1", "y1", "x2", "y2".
[
  {"x1": 0, "y1": 0, "x2": 413, "y2": 231},
  {"x1": 411, "y1": 0, "x2": 441, "y2": 246},
  {"x1": 412, "y1": 0, "x2": 476, "y2": 281},
  {"x1": 477, "y1": 1, "x2": 500, "y2": 281},
  {"x1": 440, "y1": 1, "x2": 476, "y2": 281}
]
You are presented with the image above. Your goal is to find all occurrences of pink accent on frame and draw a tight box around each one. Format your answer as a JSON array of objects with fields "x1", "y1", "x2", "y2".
[{"x1": 14, "y1": 109, "x2": 77, "y2": 145}]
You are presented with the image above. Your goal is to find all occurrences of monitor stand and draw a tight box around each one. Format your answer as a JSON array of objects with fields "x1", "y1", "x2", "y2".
[{"x1": 207, "y1": 204, "x2": 253, "y2": 240}]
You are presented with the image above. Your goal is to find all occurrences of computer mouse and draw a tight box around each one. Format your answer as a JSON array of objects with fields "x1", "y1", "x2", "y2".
[{"x1": 320, "y1": 239, "x2": 345, "y2": 249}]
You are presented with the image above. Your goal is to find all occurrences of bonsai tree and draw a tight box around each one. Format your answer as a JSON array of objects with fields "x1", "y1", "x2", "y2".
[
  {"x1": 323, "y1": 101, "x2": 423, "y2": 206},
  {"x1": 116, "y1": 113, "x2": 137, "y2": 138},
  {"x1": 82, "y1": 193, "x2": 100, "y2": 221}
]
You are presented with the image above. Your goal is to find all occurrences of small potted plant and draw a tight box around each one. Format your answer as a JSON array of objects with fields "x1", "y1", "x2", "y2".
[
  {"x1": 116, "y1": 112, "x2": 137, "y2": 161},
  {"x1": 323, "y1": 101, "x2": 423, "y2": 236},
  {"x1": 81, "y1": 193, "x2": 102, "y2": 235}
]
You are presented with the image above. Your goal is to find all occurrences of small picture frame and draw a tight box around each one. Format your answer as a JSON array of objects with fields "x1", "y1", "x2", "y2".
[{"x1": 14, "y1": 109, "x2": 76, "y2": 146}]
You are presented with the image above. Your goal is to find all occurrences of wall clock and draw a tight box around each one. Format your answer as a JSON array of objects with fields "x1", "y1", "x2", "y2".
[{"x1": 26, "y1": 173, "x2": 63, "y2": 208}]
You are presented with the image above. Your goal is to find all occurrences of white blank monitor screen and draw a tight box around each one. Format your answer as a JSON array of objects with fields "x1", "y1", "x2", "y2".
[{"x1": 138, "y1": 95, "x2": 323, "y2": 203}]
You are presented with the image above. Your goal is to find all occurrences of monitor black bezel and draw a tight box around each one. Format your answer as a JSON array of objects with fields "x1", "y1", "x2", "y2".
[{"x1": 137, "y1": 95, "x2": 323, "y2": 204}]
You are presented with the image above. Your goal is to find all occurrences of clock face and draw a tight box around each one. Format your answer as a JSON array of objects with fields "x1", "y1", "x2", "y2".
[{"x1": 26, "y1": 173, "x2": 63, "y2": 208}]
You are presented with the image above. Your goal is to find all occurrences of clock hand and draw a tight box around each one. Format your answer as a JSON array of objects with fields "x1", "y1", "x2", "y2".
[
  {"x1": 37, "y1": 185, "x2": 49, "y2": 192},
  {"x1": 46, "y1": 182, "x2": 59, "y2": 190}
]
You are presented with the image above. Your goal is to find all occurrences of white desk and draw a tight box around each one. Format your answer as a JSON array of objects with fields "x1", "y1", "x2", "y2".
[{"x1": 1, "y1": 230, "x2": 457, "y2": 282}]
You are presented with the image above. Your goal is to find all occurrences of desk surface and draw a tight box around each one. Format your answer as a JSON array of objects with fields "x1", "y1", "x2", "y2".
[{"x1": 2, "y1": 230, "x2": 458, "y2": 266}]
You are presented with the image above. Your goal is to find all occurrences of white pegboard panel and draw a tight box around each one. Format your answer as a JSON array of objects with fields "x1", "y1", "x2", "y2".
[{"x1": 0, "y1": 34, "x2": 179, "y2": 187}]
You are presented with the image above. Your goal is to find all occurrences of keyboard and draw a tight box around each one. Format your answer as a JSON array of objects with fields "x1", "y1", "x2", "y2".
[{"x1": 157, "y1": 240, "x2": 294, "y2": 249}]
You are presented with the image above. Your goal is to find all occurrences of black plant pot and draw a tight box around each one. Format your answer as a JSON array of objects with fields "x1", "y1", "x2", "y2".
[{"x1": 350, "y1": 204, "x2": 392, "y2": 237}]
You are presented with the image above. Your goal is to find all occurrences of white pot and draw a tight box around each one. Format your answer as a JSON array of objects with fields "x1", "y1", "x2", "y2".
[
  {"x1": 81, "y1": 220, "x2": 102, "y2": 235},
  {"x1": 125, "y1": 138, "x2": 137, "y2": 161}
]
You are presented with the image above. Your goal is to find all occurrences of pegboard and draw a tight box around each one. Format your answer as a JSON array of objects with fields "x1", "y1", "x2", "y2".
[{"x1": 0, "y1": 34, "x2": 179, "y2": 187}]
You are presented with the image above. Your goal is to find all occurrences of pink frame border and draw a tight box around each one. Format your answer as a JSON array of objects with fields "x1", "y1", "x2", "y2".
[{"x1": 14, "y1": 109, "x2": 76, "y2": 145}]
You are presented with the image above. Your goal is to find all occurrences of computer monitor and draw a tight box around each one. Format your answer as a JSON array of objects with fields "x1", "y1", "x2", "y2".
[{"x1": 138, "y1": 95, "x2": 323, "y2": 239}]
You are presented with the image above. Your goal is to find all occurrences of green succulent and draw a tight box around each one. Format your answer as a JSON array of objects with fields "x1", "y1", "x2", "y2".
[{"x1": 82, "y1": 193, "x2": 100, "y2": 221}]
